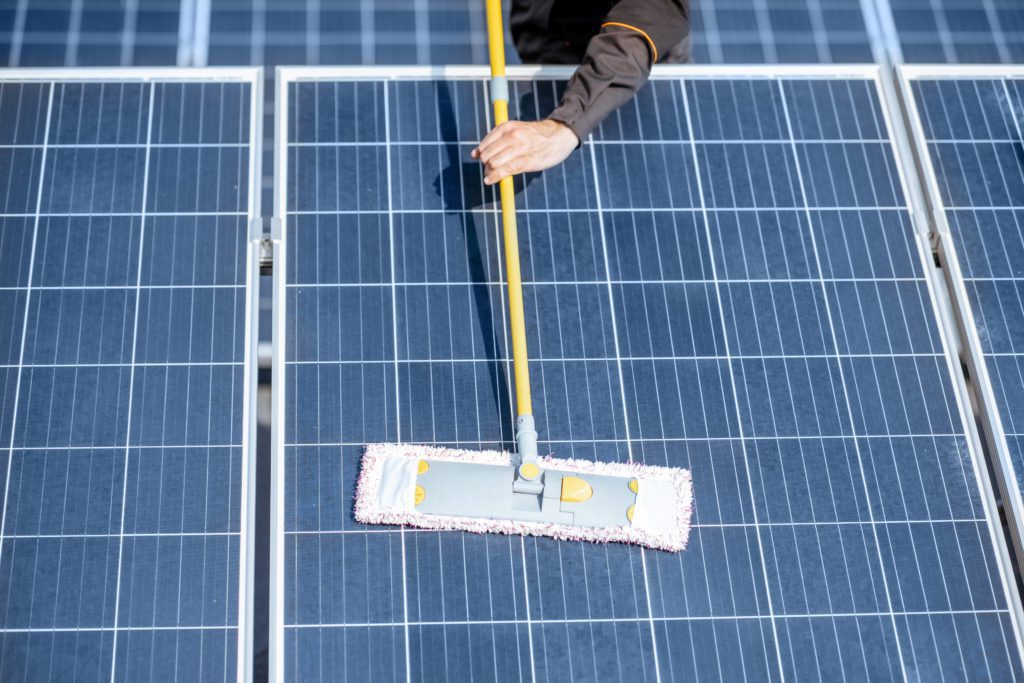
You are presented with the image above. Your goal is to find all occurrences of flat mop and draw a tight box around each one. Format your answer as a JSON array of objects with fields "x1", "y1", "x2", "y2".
[{"x1": 353, "y1": 0, "x2": 693, "y2": 551}]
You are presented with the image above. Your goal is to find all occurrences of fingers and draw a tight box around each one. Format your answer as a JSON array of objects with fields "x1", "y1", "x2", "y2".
[
  {"x1": 472, "y1": 121, "x2": 510, "y2": 157},
  {"x1": 475, "y1": 119, "x2": 578, "y2": 184},
  {"x1": 472, "y1": 120, "x2": 546, "y2": 184},
  {"x1": 472, "y1": 121, "x2": 519, "y2": 160},
  {"x1": 484, "y1": 147, "x2": 523, "y2": 176},
  {"x1": 484, "y1": 154, "x2": 527, "y2": 185},
  {"x1": 477, "y1": 139, "x2": 517, "y2": 167}
]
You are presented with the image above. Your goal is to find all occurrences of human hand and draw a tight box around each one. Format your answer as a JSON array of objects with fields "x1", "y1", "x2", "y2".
[{"x1": 471, "y1": 119, "x2": 579, "y2": 185}]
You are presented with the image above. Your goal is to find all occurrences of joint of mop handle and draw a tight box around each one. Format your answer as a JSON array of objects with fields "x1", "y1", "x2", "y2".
[
  {"x1": 490, "y1": 76, "x2": 509, "y2": 104},
  {"x1": 514, "y1": 413, "x2": 538, "y2": 466}
]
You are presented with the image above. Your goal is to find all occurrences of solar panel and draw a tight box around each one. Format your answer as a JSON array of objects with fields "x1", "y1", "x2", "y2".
[
  {"x1": 206, "y1": 0, "x2": 494, "y2": 67},
  {"x1": 0, "y1": 69, "x2": 260, "y2": 680},
  {"x1": 900, "y1": 65, "x2": 1024, "y2": 591},
  {"x1": 884, "y1": 0, "x2": 1024, "y2": 63},
  {"x1": 272, "y1": 64, "x2": 1024, "y2": 681},
  {"x1": 692, "y1": 0, "x2": 877, "y2": 63},
  {"x1": 2, "y1": 0, "x2": 182, "y2": 66}
]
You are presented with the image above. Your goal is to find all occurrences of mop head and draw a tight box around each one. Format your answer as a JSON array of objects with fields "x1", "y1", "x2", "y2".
[{"x1": 354, "y1": 443, "x2": 693, "y2": 552}]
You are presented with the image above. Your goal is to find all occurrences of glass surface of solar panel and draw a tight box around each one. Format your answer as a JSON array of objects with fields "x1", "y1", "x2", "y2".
[
  {"x1": 907, "y1": 71, "x2": 1024, "y2": 576},
  {"x1": 888, "y1": 0, "x2": 1024, "y2": 63},
  {"x1": 207, "y1": 0, "x2": 495, "y2": 67},
  {"x1": 692, "y1": 0, "x2": 876, "y2": 63},
  {"x1": 2, "y1": 0, "x2": 182, "y2": 66},
  {"x1": 0, "y1": 75, "x2": 256, "y2": 680},
  {"x1": 277, "y1": 70, "x2": 1024, "y2": 681}
]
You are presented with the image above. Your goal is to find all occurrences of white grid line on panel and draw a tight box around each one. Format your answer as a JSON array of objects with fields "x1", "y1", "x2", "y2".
[
  {"x1": 279, "y1": 607, "x2": 1012, "y2": 628},
  {"x1": 382, "y1": 77, "x2": 415, "y2": 683},
  {"x1": 109, "y1": 80, "x2": 157, "y2": 682}
]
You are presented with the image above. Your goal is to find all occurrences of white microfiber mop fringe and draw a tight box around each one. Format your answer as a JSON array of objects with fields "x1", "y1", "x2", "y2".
[{"x1": 354, "y1": 443, "x2": 693, "y2": 552}]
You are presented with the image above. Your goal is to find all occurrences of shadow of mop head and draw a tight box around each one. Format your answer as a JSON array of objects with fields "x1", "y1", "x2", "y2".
[{"x1": 354, "y1": 443, "x2": 693, "y2": 552}]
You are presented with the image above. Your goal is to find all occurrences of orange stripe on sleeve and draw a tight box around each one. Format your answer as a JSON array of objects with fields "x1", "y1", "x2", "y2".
[{"x1": 601, "y1": 21, "x2": 658, "y2": 63}]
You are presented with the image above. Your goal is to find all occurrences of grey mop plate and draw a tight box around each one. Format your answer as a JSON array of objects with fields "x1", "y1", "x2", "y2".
[{"x1": 415, "y1": 460, "x2": 637, "y2": 528}]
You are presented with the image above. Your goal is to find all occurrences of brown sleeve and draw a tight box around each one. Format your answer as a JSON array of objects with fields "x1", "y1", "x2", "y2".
[
  {"x1": 547, "y1": 0, "x2": 690, "y2": 143},
  {"x1": 604, "y1": 0, "x2": 690, "y2": 63}
]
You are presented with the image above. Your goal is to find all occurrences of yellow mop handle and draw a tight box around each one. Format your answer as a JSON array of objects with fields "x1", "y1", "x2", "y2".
[{"x1": 485, "y1": 0, "x2": 532, "y2": 419}]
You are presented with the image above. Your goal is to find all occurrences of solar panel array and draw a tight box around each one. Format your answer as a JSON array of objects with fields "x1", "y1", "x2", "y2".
[
  {"x1": 905, "y1": 70, "x2": 1024, "y2": 575},
  {"x1": 4, "y1": 1, "x2": 1024, "y2": 681},
  {"x1": 208, "y1": 0, "x2": 878, "y2": 67},
  {"x1": 0, "y1": 73, "x2": 257, "y2": 680},
  {"x1": 5, "y1": 0, "x2": 882, "y2": 68},
  {"x1": 6, "y1": 0, "x2": 1024, "y2": 69},
  {"x1": 275, "y1": 69, "x2": 1024, "y2": 681}
]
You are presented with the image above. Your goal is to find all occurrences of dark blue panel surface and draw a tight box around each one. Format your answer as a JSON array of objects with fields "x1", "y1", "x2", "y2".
[
  {"x1": 2, "y1": 0, "x2": 181, "y2": 67},
  {"x1": 283, "y1": 75, "x2": 1024, "y2": 680},
  {"x1": 0, "y1": 79, "x2": 253, "y2": 680},
  {"x1": 912, "y1": 74, "x2": 1024, "y2": 577},
  {"x1": 890, "y1": 0, "x2": 1024, "y2": 64},
  {"x1": 691, "y1": 0, "x2": 876, "y2": 63},
  {"x1": 207, "y1": 0, "x2": 499, "y2": 68}
]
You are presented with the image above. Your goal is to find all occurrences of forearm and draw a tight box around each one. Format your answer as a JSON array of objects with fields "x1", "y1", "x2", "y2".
[
  {"x1": 548, "y1": 0, "x2": 690, "y2": 142},
  {"x1": 548, "y1": 29, "x2": 652, "y2": 143}
]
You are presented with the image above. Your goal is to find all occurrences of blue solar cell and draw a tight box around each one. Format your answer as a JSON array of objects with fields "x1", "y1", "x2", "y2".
[
  {"x1": 279, "y1": 73, "x2": 1024, "y2": 680},
  {"x1": 0, "y1": 77, "x2": 255, "y2": 679},
  {"x1": 288, "y1": 625, "x2": 404, "y2": 680},
  {"x1": 140, "y1": 215, "x2": 247, "y2": 286},
  {"x1": 0, "y1": 146, "x2": 44, "y2": 214},
  {"x1": 113, "y1": 627, "x2": 236, "y2": 681},
  {"x1": 24, "y1": 289, "x2": 135, "y2": 363},
  {"x1": 0, "y1": 82, "x2": 48, "y2": 143},
  {"x1": 33, "y1": 216, "x2": 142, "y2": 286},
  {"x1": 52, "y1": 81, "x2": 150, "y2": 144}
]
